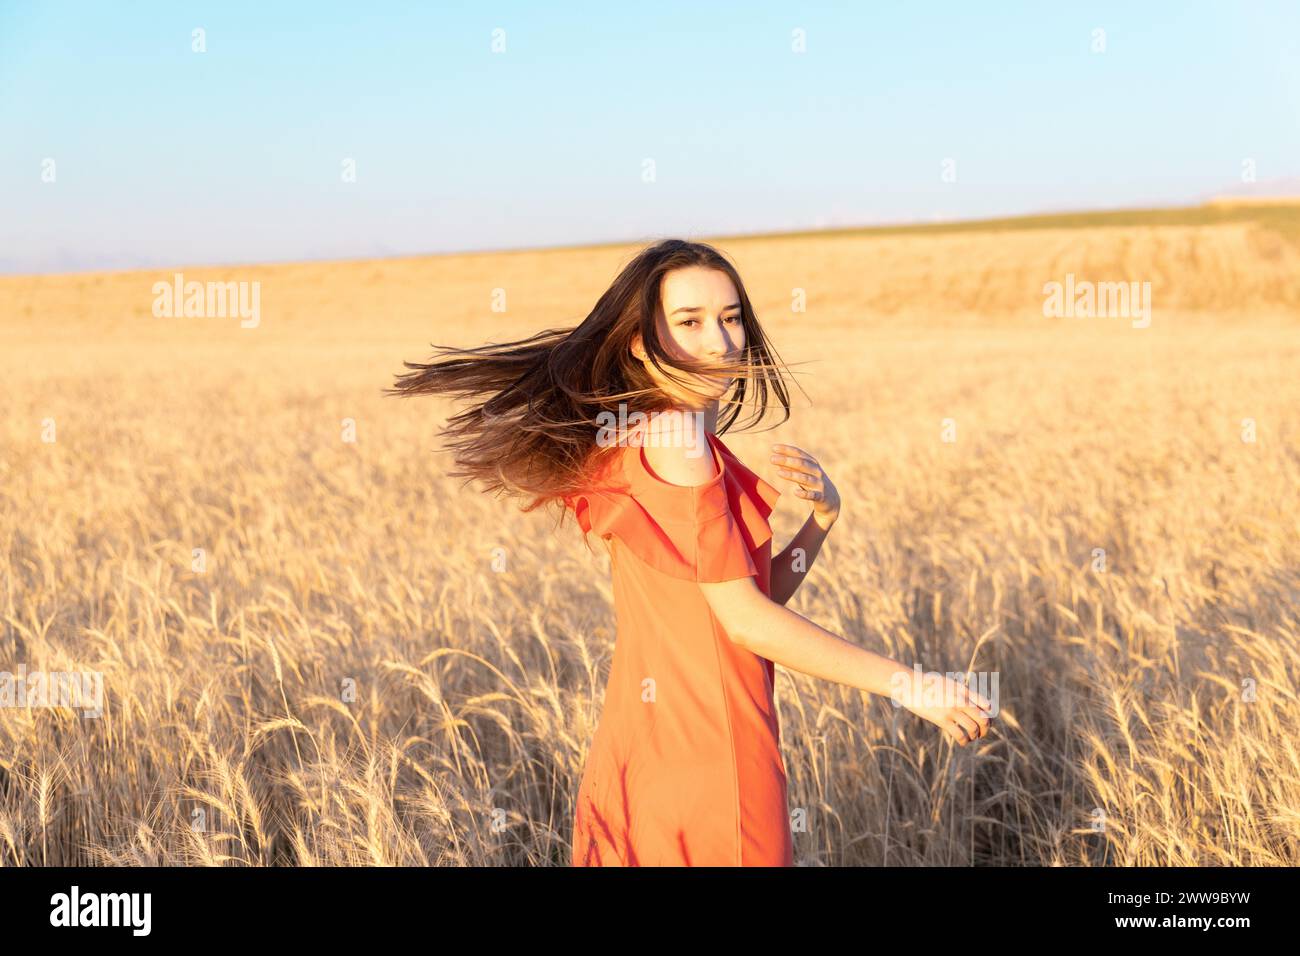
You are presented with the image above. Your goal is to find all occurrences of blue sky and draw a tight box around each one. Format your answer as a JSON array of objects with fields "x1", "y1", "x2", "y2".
[{"x1": 2, "y1": 0, "x2": 1298, "y2": 274}]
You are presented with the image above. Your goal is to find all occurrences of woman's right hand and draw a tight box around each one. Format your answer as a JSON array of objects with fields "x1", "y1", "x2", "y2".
[{"x1": 894, "y1": 670, "x2": 994, "y2": 746}]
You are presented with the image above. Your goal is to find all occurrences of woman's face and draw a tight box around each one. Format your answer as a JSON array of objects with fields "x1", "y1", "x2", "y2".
[{"x1": 633, "y1": 266, "x2": 746, "y2": 409}]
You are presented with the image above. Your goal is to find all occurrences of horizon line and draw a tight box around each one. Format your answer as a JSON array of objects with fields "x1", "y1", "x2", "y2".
[{"x1": 6, "y1": 195, "x2": 1300, "y2": 281}]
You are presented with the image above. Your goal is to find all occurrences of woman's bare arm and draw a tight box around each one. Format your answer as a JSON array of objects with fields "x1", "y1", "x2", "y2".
[
  {"x1": 641, "y1": 432, "x2": 991, "y2": 744},
  {"x1": 765, "y1": 442, "x2": 840, "y2": 605},
  {"x1": 699, "y1": 575, "x2": 993, "y2": 745},
  {"x1": 769, "y1": 511, "x2": 833, "y2": 605}
]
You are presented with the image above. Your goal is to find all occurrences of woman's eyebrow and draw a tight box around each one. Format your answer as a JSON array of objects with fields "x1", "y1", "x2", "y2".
[{"x1": 669, "y1": 303, "x2": 742, "y2": 315}]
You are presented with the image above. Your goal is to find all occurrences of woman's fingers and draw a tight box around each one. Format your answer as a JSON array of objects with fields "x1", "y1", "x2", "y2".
[
  {"x1": 943, "y1": 719, "x2": 970, "y2": 745},
  {"x1": 772, "y1": 456, "x2": 816, "y2": 469},
  {"x1": 771, "y1": 455, "x2": 818, "y2": 474},
  {"x1": 769, "y1": 446, "x2": 838, "y2": 514},
  {"x1": 770, "y1": 443, "x2": 808, "y2": 456},
  {"x1": 965, "y1": 705, "x2": 992, "y2": 737},
  {"x1": 951, "y1": 711, "x2": 982, "y2": 742},
  {"x1": 779, "y1": 468, "x2": 824, "y2": 487},
  {"x1": 770, "y1": 445, "x2": 819, "y2": 469},
  {"x1": 947, "y1": 708, "x2": 991, "y2": 745}
]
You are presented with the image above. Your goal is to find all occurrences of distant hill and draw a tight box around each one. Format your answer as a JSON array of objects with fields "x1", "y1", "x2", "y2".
[
  {"x1": 3, "y1": 200, "x2": 1297, "y2": 328},
  {"x1": 1203, "y1": 176, "x2": 1300, "y2": 207},
  {"x1": 1206, "y1": 195, "x2": 1300, "y2": 207},
  {"x1": 714, "y1": 197, "x2": 1300, "y2": 243}
]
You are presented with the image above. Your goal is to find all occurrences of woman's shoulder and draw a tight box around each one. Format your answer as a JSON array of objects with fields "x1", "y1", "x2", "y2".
[
  {"x1": 563, "y1": 430, "x2": 782, "y2": 581},
  {"x1": 640, "y1": 439, "x2": 719, "y2": 488},
  {"x1": 567, "y1": 430, "x2": 776, "y2": 510}
]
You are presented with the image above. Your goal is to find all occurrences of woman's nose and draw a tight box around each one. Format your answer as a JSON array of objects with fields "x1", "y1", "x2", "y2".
[{"x1": 704, "y1": 318, "x2": 732, "y2": 354}]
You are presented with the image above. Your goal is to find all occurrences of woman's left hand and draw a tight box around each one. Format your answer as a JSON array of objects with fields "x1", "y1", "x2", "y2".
[{"x1": 769, "y1": 443, "x2": 840, "y2": 529}]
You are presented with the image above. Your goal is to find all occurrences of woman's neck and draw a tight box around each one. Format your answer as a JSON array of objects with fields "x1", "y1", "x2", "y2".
[
  {"x1": 699, "y1": 401, "x2": 719, "y2": 435},
  {"x1": 640, "y1": 401, "x2": 717, "y2": 447},
  {"x1": 673, "y1": 401, "x2": 718, "y2": 436}
]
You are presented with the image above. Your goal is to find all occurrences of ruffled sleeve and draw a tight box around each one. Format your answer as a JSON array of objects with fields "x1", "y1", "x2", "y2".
[{"x1": 564, "y1": 431, "x2": 780, "y2": 582}]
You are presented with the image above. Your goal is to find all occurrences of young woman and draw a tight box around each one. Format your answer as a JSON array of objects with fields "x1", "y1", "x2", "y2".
[{"x1": 387, "y1": 239, "x2": 992, "y2": 866}]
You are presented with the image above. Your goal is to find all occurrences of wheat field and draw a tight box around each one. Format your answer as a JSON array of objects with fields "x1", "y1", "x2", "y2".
[{"x1": 2, "y1": 205, "x2": 1299, "y2": 865}]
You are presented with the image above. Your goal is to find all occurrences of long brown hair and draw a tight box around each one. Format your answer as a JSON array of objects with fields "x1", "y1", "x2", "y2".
[{"x1": 385, "y1": 238, "x2": 799, "y2": 517}]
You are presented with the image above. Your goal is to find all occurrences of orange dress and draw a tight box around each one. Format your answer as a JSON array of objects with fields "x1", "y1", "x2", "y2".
[{"x1": 565, "y1": 429, "x2": 793, "y2": 866}]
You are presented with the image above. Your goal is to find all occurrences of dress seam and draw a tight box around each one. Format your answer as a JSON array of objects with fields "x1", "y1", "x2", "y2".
[
  {"x1": 708, "y1": 611, "x2": 743, "y2": 866},
  {"x1": 699, "y1": 501, "x2": 745, "y2": 866}
]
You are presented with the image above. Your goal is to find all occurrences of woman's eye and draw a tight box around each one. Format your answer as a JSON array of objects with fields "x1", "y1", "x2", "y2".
[{"x1": 682, "y1": 316, "x2": 740, "y2": 327}]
